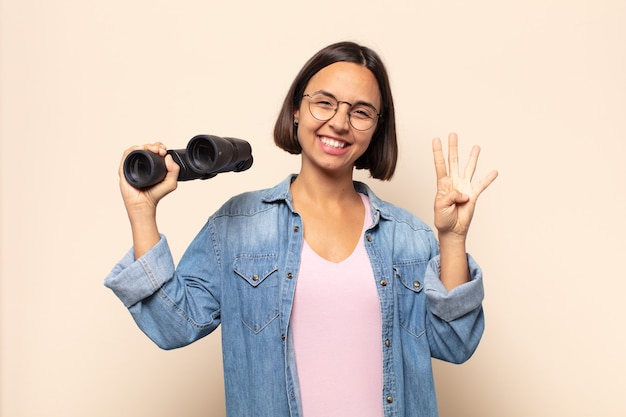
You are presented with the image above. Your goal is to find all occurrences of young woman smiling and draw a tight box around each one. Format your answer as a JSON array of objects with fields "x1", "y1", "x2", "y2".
[{"x1": 106, "y1": 41, "x2": 498, "y2": 417}]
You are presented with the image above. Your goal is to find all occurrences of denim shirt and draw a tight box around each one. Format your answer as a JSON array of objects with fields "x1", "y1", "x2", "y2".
[{"x1": 104, "y1": 175, "x2": 485, "y2": 417}]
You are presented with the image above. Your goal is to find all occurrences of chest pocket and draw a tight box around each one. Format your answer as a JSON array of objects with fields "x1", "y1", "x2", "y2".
[
  {"x1": 394, "y1": 260, "x2": 427, "y2": 339},
  {"x1": 234, "y1": 254, "x2": 280, "y2": 334}
]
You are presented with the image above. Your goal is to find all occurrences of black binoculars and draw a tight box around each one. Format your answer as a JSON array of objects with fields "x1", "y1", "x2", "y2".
[{"x1": 123, "y1": 134, "x2": 253, "y2": 189}]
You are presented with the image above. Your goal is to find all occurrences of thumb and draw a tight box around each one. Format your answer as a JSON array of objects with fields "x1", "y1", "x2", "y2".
[
  {"x1": 163, "y1": 154, "x2": 181, "y2": 181},
  {"x1": 440, "y1": 189, "x2": 470, "y2": 207}
]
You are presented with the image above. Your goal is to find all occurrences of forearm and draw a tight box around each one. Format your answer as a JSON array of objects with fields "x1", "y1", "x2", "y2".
[
  {"x1": 438, "y1": 233, "x2": 470, "y2": 291},
  {"x1": 128, "y1": 207, "x2": 161, "y2": 260}
]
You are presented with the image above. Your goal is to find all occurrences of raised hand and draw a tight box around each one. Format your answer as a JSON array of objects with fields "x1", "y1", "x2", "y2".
[
  {"x1": 118, "y1": 142, "x2": 180, "y2": 214},
  {"x1": 118, "y1": 142, "x2": 181, "y2": 259},
  {"x1": 432, "y1": 133, "x2": 498, "y2": 240}
]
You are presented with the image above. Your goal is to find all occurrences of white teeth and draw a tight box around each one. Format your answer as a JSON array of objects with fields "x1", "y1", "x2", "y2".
[{"x1": 319, "y1": 136, "x2": 347, "y2": 149}]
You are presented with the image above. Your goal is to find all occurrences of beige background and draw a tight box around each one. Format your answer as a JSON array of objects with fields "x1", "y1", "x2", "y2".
[{"x1": 1, "y1": 0, "x2": 625, "y2": 416}]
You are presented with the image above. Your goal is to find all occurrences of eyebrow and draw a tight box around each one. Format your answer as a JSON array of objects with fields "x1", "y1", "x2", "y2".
[{"x1": 313, "y1": 90, "x2": 380, "y2": 113}]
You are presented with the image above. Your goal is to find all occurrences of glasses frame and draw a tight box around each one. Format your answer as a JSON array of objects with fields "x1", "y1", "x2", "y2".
[{"x1": 303, "y1": 92, "x2": 381, "y2": 131}]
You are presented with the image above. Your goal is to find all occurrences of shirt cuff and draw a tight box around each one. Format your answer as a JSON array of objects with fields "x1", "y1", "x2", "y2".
[
  {"x1": 103, "y1": 235, "x2": 175, "y2": 308},
  {"x1": 424, "y1": 253, "x2": 484, "y2": 322}
]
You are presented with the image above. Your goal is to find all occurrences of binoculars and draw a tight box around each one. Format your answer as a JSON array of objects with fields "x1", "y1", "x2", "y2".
[{"x1": 123, "y1": 134, "x2": 253, "y2": 189}]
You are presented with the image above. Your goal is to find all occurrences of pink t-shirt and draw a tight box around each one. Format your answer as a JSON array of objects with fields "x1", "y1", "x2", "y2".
[{"x1": 291, "y1": 194, "x2": 383, "y2": 417}]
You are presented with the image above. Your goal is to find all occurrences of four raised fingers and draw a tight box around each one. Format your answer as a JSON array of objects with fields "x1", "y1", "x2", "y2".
[{"x1": 433, "y1": 133, "x2": 497, "y2": 194}]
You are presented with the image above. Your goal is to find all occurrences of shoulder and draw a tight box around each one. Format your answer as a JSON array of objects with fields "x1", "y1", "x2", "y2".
[
  {"x1": 355, "y1": 181, "x2": 432, "y2": 232},
  {"x1": 213, "y1": 189, "x2": 272, "y2": 218},
  {"x1": 212, "y1": 175, "x2": 294, "y2": 218},
  {"x1": 356, "y1": 182, "x2": 439, "y2": 257}
]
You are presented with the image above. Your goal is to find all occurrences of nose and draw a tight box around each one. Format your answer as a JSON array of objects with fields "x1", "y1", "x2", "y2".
[{"x1": 328, "y1": 101, "x2": 351, "y2": 131}]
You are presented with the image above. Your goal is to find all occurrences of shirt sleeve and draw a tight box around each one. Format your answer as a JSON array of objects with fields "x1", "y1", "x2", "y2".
[
  {"x1": 422, "y1": 253, "x2": 485, "y2": 363},
  {"x1": 104, "y1": 230, "x2": 223, "y2": 350},
  {"x1": 423, "y1": 253, "x2": 484, "y2": 322},
  {"x1": 104, "y1": 235, "x2": 176, "y2": 308}
]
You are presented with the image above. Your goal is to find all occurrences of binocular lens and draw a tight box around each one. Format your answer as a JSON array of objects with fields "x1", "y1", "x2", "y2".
[
  {"x1": 124, "y1": 151, "x2": 164, "y2": 188},
  {"x1": 188, "y1": 138, "x2": 218, "y2": 172}
]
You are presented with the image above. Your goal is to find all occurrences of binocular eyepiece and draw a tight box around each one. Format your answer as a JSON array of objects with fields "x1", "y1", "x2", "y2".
[{"x1": 123, "y1": 134, "x2": 253, "y2": 189}]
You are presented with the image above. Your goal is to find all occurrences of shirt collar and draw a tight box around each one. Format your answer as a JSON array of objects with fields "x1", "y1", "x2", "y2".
[{"x1": 261, "y1": 174, "x2": 390, "y2": 225}]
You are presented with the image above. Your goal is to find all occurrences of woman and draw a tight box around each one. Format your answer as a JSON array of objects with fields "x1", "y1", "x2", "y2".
[{"x1": 105, "y1": 41, "x2": 498, "y2": 417}]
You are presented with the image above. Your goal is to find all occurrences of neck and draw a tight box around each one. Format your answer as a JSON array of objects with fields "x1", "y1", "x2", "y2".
[{"x1": 291, "y1": 167, "x2": 359, "y2": 205}]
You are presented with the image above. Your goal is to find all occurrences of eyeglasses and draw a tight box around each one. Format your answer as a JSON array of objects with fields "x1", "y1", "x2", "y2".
[{"x1": 303, "y1": 92, "x2": 381, "y2": 131}]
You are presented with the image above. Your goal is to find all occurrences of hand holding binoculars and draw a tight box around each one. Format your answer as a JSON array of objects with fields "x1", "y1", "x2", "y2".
[{"x1": 123, "y1": 134, "x2": 253, "y2": 189}]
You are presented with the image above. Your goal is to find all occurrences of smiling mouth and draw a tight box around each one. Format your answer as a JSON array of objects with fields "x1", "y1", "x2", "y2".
[{"x1": 319, "y1": 136, "x2": 348, "y2": 149}]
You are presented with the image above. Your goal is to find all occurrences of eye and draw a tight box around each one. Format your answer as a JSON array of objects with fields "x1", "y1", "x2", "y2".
[
  {"x1": 351, "y1": 105, "x2": 375, "y2": 120},
  {"x1": 314, "y1": 99, "x2": 335, "y2": 108}
]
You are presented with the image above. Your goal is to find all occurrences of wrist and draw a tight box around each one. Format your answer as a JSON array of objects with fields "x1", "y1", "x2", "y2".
[
  {"x1": 126, "y1": 205, "x2": 158, "y2": 234},
  {"x1": 438, "y1": 231, "x2": 467, "y2": 248},
  {"x1": 125, "y1": 200, "x2": 157, "y2": 219}
]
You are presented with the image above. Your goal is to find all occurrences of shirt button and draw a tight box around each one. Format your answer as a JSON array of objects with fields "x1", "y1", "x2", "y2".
[
  {"x1": 287, "y1": 272, "x2": 293, "y2": 279},
  {"x1": 380, "y1": 280, "x2": 387, "y2": 286},
  {"x1": 385, "y1": 339, "x2": 391, "y2": 347},
  {"x1": 252, "y1": 274, "x2": 259, "y2": 281},
  {"x1": 293, "y1": 226, "x2": 300, "y2": 232},
  {"x1": 366, "y1": 235, "x2": 373, "y2": 242},
  {"x1": 386, "y1": 396, "x2": 394, "y2": 403},
  {"x1": 413, "y1": 281, "x2": 421, "y2": 288}
]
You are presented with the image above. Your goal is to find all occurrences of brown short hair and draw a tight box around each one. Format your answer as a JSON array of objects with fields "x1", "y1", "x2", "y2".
[{"x1": 273, "y1": 41, "x2": 398, "y2": 180}]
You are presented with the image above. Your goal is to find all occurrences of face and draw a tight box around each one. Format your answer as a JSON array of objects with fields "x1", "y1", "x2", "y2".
[{"x1": 294, "y1": 61, "x2": 381, "y2": 177}]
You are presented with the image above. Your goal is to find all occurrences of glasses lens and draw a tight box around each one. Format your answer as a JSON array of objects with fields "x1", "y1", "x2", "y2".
[
  {"x1": 349, "y1": 104, "x2": 377, "y2": 130},
  {"x1": 308, "y1": 94, "x2": 337, "y2": 121}
]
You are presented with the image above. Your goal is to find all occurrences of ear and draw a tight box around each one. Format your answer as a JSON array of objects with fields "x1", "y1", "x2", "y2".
[{"x1": 293, "y1": 109, "x2": 300, "y2": 125}]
